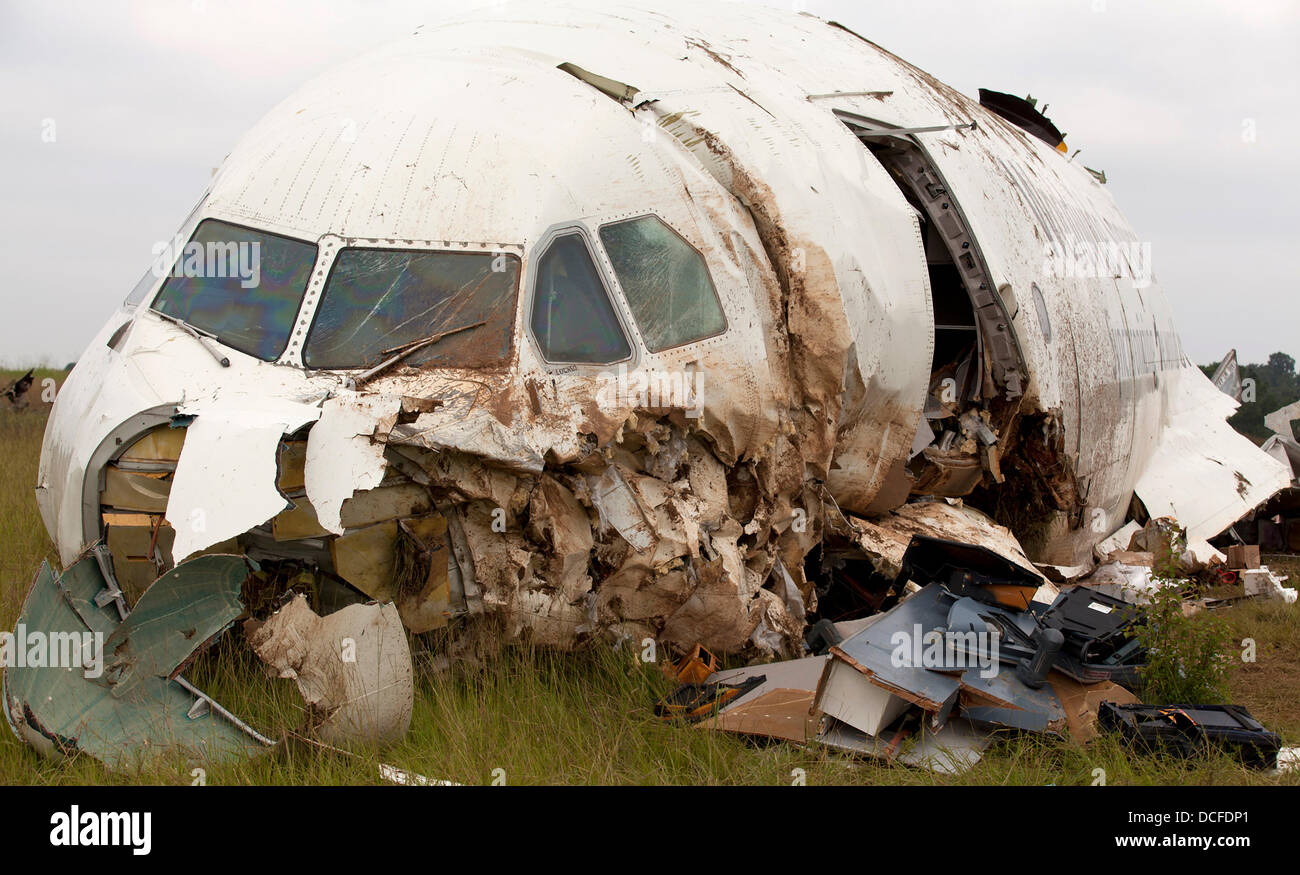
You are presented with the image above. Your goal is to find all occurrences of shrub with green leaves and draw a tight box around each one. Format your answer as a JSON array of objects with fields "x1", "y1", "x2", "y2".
[{"x1": 1132, "y1": 579, "x2": 1232, "y2": 704}]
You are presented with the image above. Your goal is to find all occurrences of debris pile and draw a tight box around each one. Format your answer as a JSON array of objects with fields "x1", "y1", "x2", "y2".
[
  {"x1": 1077, "y1": 517, "x2": 1297, "y2": 609},
  {"x1": 2, "y1": 550, "x2": 415, "y2": 770},
  {"x1": 661, "y1": 531, "x2": 1292, "y2": 775},
  {"x1": 6, "y1": 476, "x2": 1294, "y2": 775}
]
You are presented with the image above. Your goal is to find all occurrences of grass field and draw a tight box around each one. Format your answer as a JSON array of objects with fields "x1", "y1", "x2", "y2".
[{"x1": 1, "y1": 367, "x2": 1296, "y2": 786}]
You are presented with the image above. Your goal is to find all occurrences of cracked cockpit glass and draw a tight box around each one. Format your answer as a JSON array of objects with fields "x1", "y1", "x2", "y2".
[
  {"x1": 598, "y1": 215, "x2": 726, "y2": 352},
  {"x1": 304, "y1": 248, "x2": 521, "y2": 370}
]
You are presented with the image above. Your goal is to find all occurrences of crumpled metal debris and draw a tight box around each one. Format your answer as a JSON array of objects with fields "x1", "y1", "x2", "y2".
[
  {"x1": 5, "y1": 545, "x2": 418, "y2": 767},
  {"x1": 674, "y1": 531, "x2": 1164, "y2": 774},
  {"x1": 819, "y1": 582, "x2": 1067, "y2": 736},
  {"x1": 842, "y1": 500, "x2": 1045, "y2": 582},
  {"x1": 246, "y1": 594, "x2": 413, "y2": 746},
  {"x1": 100, "y1": 554, "x2": 253, "y2": 695},
  {"x1": 3, "y1": 553, "x2": 269, "y2": 770},
  {"x1": 1075, "y1": 561, "x2": 1168, "y2": 606}
]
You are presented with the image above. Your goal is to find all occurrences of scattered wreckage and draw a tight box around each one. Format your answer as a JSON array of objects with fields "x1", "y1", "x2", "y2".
[
  {"x1": 2, "y1": 369, "x2": 34, "y2": 409},
  {"x1": 663, "y1": 530, "x2": 1290, "y2": 775},
  {"x1": 4, "y1": 550, "x2": 410, "y2": 768},
  {"x1": 1211, "y1": 356, "x2": 1300, "y2": 564},
  {"x1": 7, "y1": 1, "x2": 1297, "y2": 774}
]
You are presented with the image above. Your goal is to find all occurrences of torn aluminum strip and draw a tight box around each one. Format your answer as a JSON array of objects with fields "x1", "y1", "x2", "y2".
[
  {"x1": 1209, "y1": 349, "x2": 1241, "y2": 400},
  {"x1": 589, "y1": 464, "x2": 656, "y2": 553},
  {"x1": 847, "y1": 500, "x2": 1045, "y2": 584},
  {"x1": 378, "y1": 763, "x2": 461, "y2": 786}
]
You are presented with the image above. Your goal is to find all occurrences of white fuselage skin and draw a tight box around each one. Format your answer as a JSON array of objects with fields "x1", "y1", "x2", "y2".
[{"x1": 36, "y1": 1, "x2": 1286, "y2": 576}]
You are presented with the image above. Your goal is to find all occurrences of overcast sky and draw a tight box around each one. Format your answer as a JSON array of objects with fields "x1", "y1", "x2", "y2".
[{"x1": 1, "y1": 0, "x2": 1296, "y2": 368}]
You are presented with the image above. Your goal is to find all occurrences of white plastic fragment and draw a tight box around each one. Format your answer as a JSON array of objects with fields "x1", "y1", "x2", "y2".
[
  {"x1": 1241, "y1": 567, "x2": 1297, "y2": 604},
  {"x1": 248, "y1": 595, "x2": 413, "y2": 746},
  {"x1": 1274, "y1": 746, "x2": 1300, "y2": 775},
  {"x1": 378, "y1": 763, "x2": 460, "y2": 786},
  {"x1": 166, "y1": 400, "x2": 322, "y2": 561},
  {"x1": 305, "y1": 395, "x2": 403, "y2": 534}
]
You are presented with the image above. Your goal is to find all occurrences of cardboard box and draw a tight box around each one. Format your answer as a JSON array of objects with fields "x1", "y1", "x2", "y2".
[{"x1": 1227, "y1": 544, "x2": 1261, "y2": 570}]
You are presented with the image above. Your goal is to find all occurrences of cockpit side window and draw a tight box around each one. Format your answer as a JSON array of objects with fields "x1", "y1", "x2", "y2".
[
  {"x1": 151, "y1": 219, "x2": 316, "y2": 362},
  {"x1": 304, "y1": 248, "x2": 521, "y2": 370},
  {"x1": 598, "y1": 216, "x2": 726, "y2": 352},
  {"x1": 530, "y1": 233, "x2": 631, "y2": 364}
]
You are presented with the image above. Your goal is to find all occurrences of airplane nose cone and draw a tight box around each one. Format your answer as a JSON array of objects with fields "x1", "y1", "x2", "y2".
[{"x1": 36, "y1": 306, "x2": 335, "y2": 566}]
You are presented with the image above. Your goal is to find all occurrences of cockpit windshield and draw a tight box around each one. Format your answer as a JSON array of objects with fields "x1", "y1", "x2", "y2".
[
  {"x1": 151, "y1": 219, "x2": 317, "y2": 362},
  {"x1": 304, "y1": 248, "x2": 521, "y2": 370}
]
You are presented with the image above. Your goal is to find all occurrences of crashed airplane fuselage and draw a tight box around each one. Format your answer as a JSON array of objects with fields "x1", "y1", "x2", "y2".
[{"x1": 33, "y1": 1, "x2": 1290, "y2": 657}]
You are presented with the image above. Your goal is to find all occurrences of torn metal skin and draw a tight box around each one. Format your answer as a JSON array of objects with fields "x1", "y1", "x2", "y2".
[
  {"x1": 247, "y1": 594, "x2": 413, "y2": 746},
  {"x1": 3, "y1": 552, "x2": 270, "y2": 770},
  {"x1": 19, "y1": 2, "x2": 1293, "y2": 761}
]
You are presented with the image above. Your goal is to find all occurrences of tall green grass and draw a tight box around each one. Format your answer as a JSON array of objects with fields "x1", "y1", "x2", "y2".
[{"x1": 0, "y1": 368, "x2": 1296, "y2": 786}]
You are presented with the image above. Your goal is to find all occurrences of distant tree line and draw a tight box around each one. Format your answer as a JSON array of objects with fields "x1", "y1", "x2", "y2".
[{"x1": 1200, "y1": 352, "x2": 1300, "y2": 444}]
